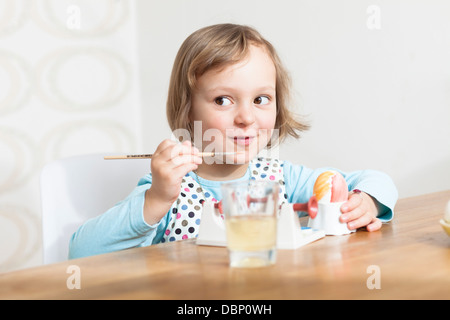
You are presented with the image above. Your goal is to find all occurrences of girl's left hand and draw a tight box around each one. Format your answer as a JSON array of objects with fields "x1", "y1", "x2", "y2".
[{"x1": 340, "y1": 191, "x2": 382, "y2": 232}]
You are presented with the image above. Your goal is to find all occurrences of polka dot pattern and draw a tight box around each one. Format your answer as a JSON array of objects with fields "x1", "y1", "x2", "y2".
[{"x1": 161, "y1": 157, "x2": 287, "y2": 243}]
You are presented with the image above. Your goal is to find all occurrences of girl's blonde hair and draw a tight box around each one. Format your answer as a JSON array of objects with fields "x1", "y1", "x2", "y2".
[{"x1": 166, "y1": 23, "x2": 309, "y2": 147}]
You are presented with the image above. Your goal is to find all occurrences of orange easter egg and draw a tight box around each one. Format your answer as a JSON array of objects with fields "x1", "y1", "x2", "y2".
[
  {"x1": 313, "y1": 171, "x2": 348, "y2": 203},
  {"x1": 313, "y1": 171, "x2": 335, "y2": 202}
]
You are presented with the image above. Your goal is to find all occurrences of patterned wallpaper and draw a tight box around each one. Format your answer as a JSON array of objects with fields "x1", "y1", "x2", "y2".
[{"x1": 0, "y1": 0, "x2": 142, "y2": 272}]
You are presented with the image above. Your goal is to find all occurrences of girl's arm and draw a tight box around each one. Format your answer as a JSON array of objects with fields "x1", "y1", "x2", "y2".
[
  {"x1": 68, "y1": 181, "x2": 168, "y2": 259},
  {"x1": 68, "y1": 140, "x2": 201, "y2": 259}
]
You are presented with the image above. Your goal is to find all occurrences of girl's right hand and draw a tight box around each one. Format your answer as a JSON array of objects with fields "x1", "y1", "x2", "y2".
[{"x1": 144, "y1": 140, "x2": 202, "y2": 225}]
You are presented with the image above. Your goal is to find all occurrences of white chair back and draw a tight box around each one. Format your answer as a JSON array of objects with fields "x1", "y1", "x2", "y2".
[{"x1": 40, "y1": 153, "x2": 149, "y2": 264}]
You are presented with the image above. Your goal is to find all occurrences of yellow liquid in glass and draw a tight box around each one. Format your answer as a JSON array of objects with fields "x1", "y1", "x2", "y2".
[{"x1": 225, "y1": 215, "x2": 276, "y2": 251}]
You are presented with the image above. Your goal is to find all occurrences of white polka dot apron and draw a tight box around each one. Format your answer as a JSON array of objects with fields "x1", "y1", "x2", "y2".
[{"x1": 161, "y1": 157, "x2": 287, "y2": 243}]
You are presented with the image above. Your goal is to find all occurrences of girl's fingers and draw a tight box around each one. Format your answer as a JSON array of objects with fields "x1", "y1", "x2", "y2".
[
  {"x1": 340, "y1": 191, "x2": 380, "y2": 230},
  {"x1": 153, "y1": 140, "x2": 199, "y2": 163},
  {"x1": 340, "y1": 205, "x2": 364, "y2": 224},
  {"x1": 171, "y1": 153, "x2": 202, "y2": 167},
  {"x1": 341, "y1": 191, "x2": 364, "y2": 213},
  {"x1": 340, "y1": 192, "x2": 365, "y2": 223},
  {"x1": 151, "y1": 140, "x2": 201, "y2": 181},
  {"x1": 162, "y1": 141, "x2": 199, "y2": 161},
  {"x1": 154, "y1": 139, "x2": 177, "y2": 156},
  {"x1": 346, "y1": 212, "x2": 373, "y2": 230},
  {"x1": 171, "y1": 162, "x2": 200, "y2": 179},
  {"x1": 366, "y1": 218, "x2": 382, "y2": 232}
]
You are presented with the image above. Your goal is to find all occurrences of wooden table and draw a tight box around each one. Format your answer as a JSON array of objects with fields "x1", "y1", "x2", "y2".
[{"x1": 1, "y1": 191, "x2": 449, "y2": 300}]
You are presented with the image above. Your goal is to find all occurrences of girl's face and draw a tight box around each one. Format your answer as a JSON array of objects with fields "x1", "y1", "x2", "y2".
[{"x1": 190, "y1": 45, "x2": 277, "y2": 165}]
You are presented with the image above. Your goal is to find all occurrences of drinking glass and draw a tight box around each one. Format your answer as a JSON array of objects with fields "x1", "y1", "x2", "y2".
[{"x1": 221, "y1": 180, "x2": 279, "y2": 267}]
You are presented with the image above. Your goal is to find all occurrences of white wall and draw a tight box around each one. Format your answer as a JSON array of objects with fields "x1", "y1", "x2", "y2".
[
  {"x1": 0, "y1": 0, "x2": 142, "y2": 272},
  {"x1": 136, "y1": 0, "x2": 450, "y2": 199}
]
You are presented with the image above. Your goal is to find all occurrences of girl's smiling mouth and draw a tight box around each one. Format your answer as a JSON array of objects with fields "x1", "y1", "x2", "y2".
[{"x1": 231, "y1": 136, "x2": 255, "y2": 146}]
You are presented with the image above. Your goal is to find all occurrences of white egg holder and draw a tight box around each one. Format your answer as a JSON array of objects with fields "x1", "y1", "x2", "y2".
[
  {"x1": 196, "y1": 201, "x2": 326, "y2": 249},
  {"x1": 308, "y1": 201, "x2": 355, "y2": 236}
]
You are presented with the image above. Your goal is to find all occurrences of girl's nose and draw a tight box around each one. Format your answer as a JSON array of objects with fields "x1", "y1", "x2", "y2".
[{"x1": 234, "y1": 103, "x2": 256, "y2": 127}]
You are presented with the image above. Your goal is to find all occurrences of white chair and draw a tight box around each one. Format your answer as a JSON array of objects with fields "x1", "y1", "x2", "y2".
[{"x1": 40, "y1": 153, "x2": 150, "y2": 264}]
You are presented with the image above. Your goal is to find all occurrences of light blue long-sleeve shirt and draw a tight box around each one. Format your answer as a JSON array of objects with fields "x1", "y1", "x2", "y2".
[{"x1": 68, "y1": 161, "x2": 398, "y2": 259}]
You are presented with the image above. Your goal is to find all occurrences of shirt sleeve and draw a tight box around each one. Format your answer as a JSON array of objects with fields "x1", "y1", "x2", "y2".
[
  {"x1": 68, "y1": 174, "x2": 170, "y2": 259},
  {"x1": 283, "y1": 161, "x2": 398, "y2": 222}
]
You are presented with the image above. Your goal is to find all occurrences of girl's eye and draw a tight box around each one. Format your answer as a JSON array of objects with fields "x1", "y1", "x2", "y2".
[
  {"x1": 254, "y1": 96, "x2": 270, "y2": 105},
  {"x1": 214, "y1": 96, "x2": 232, "y2": 106}
]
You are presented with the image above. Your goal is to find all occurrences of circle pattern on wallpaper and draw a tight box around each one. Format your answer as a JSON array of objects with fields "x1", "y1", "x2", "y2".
[
  {"x1": 39, "y1": 119, "x2": 137, "y2": 163},
  {"x1": 0, "y1": 0, "x2": 30, "y2": 37},
  {"x1": 0, "y1": 205, "x2": 40, "y2": 272},
  {"x1": 31, "y1": 0, "x2": 129, "y2": 38},
  {"x1": 35, "y1": 47, "x2": 130, "y2": 112},
  {"x1": 0, "y1": 127, "x2": 37, "y2": 194},
  {"x1": 0, "y1": 51, "x2": 32, "y2": 115}
]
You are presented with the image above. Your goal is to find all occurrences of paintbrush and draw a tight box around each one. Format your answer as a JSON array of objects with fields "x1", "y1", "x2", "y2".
[{"x1": 104, "y1": 152, "x2": 240, "y2": 160}]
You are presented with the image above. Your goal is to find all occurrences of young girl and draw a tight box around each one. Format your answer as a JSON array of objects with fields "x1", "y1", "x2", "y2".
[{"x1": 69, "y1": 24, "x2": 398, "y2": 258}]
